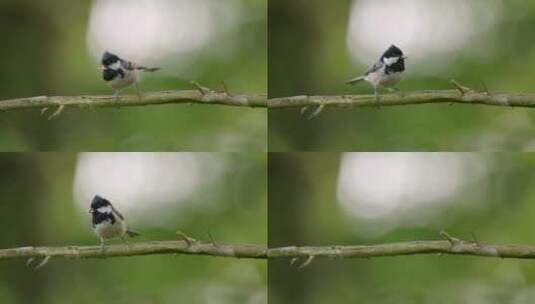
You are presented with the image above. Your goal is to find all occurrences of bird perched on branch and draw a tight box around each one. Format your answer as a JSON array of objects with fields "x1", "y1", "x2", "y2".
[
  {"x1": 101, "y1": 51, "x2": 159, "y2": 100},
  {"x1": 347, "y1": 45, "x2": 407, "y2": 102},
  {"x1": 89, "y1": 195, "x2": 139, "y2": 251}
]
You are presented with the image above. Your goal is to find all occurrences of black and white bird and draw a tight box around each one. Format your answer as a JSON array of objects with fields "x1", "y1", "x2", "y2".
[
  {"x1": 101, "y1": 51, "x2": 159, "y2": 100},
  {"x1": 89, "y1": 195, "x2": 139, "y2": 250},
  {"x1": 347, "y1": 45, "x2": 407, "y2": 101}
]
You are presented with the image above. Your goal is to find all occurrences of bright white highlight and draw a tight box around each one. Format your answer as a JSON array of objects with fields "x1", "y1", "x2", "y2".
[
  {"x1": 86, "y1": 0, "x2": 241, "y2": 64},
  {"x1": 346, "y1": 0, "x2": 502, "y2": 70},
  {"x1": 97, "y1": 206, "x2": 112, "y2": 214},
  {"x1": 337, "y1": 153, "x2": 487, "y2": 221},
  {"x1": 73, "y1": 153, "x2": 224, "y2": 224}
]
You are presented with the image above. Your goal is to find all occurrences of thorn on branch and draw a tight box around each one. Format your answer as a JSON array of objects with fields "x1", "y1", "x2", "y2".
[
  {"x1": 190, "y1": 81, "x2": 211, "y2": 96},
  {"x1": 471, "y1": 232, "x2": 481, "y2": 247},
  {"x1": 290, "y1": 257, "x2": 299, "y2": 266},
  {"x1": 480, "y1": 81, "x2": 490, "y2": 95},
  {"x1": 221, "y1": 81, "x2": 231, "y2": 96},
  {"x1": 26, "y1": 256, "x2": 51, "y2": 271},
  {"x1": 26, "y1": 257, "x2": 35, "y2": 267},
  {"x1": 307, "y1": 105, "x2": 325, "y2": 120},
  {"x1": 47, "y1": 104, "x2": 65, "y2": 120},
  {"x1": 298, "y1": 255, "x2": 315, "y2": 271},
  {"x1": 440, "y1": 230, "x2": 461, "y2": 247},
  {"x1": 450, "y1": 79, "x2": 471, "y2": 96},
  {"x1": 300, "y1": 105, "x2": 325, "y2": 120},
  {"x1": 207, "y1": 232, "x2": 219, "y2": 248},
  {"x1": 176, "y1": 230, "x2": 196, "y2": 246}
]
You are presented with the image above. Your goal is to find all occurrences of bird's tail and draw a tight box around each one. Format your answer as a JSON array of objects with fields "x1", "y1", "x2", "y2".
[
  {"x1": 126, "y1": 230, "x2": 141, "y2": 237},
  {"x1": 346, "y1": 76, "x2": 364, "y2": 85}
]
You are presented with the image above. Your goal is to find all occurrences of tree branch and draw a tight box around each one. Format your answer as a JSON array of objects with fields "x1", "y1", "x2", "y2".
[
  {"x1": 0, "y1": 241, "x2": 267, "y2": 260},
  {"x1": 0, "y1": 90, "x2": 267, "y2": 114},
  {"x1": 269, "y1": 90, "x2": 535, "y2": 109},
  {"x1": 3, "y1": 237, "x2": 535, "y2": 263},
  {"x1": 7, "y1": 88, "x2": 535, "y2": 114}
]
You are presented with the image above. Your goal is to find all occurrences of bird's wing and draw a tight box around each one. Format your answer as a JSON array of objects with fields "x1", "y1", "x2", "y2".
[
  {"x1": 363, "y1": 61, "x2": 384, "y2": 76},
  {"x1": 120, "y1": 59, "x2": 135, "y2": 71},
  {"x1": 111, "y1": 205, "x2": 125, "y2": 220}
]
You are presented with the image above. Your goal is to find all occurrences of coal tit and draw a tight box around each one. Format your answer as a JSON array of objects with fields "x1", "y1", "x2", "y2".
[
  {"x1": 89, "y1": 195, "x2": 139, "y2": 250},
  {"x1": 101, "y1": 51, "x2": 160, "y2": 100},
  {"x1": 347, "y1": 45, "x2": 406, "y2": 101}
]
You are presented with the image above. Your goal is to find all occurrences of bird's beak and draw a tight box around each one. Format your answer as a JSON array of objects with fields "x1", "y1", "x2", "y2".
[
  {"x1": 88, "y1": 208, "x2": 93, "y2": 213},
  {"x1": 403, "y1": 56, "x2": 408, "y2": 60}
]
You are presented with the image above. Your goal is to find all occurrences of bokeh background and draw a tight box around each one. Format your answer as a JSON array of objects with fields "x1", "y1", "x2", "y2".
[
  {"x1": 0, "y1": 0, "x2": 266, "y2": 151},
  {"x1": 0, "y1": 152, "x2": 267, "y2": 304},
  {"x1": 269, "y1": 152, "x2": 535, "y2": 303},
  {"x1": 269, "y1": 0, "x2": 535, "y2": 151}
]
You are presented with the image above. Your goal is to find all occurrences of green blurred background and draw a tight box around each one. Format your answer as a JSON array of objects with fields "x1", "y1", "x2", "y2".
[
  {"x1": 0, "y1": 152, "x2": 266, "y2": 304},
  {"x1": 268, "y1": 0, "x2": 535, "y2": 151},
  {"x1": 269, "y1": 152, "x2": 535, "y2": 303},
  {"x1": 0, "y1": 0, "x2": 266, "y2": 151}
]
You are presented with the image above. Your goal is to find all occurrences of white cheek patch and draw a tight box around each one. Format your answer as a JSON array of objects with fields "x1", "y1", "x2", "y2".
[
  {"x1": 383, "y1": 56, "x2": 400, "y2": 66},
  {"x1": 109, "y1": 62, "x2": 120, "y2": 70},
  {"x1": 97, "y1": 206, "x2": 112, "y2": 213}
]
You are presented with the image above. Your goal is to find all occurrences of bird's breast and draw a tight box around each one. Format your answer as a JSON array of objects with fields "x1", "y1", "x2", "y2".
[
  {"x1": 93, "y1": 218, "x2": 127, "y2": 239},
  {"x1": 104, "y1": 69, "x2": 137, "y2": 89}
]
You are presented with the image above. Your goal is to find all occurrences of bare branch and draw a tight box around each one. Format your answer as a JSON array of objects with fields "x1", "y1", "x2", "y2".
[
  {"x1": 7, "y1": 88, "x2": 535, "y2": 114},
  {"x1": 0, "y1": 241, "x2": 267, "y2": 260},
  {"x1": 268, "y1": 90, "x2": 535, "y2": 109},
  {"x1": 0, "y1": 90, "x2": 267, "y2": 114},
  {"x1": 4, "y1": 236, "x2": 535, "y2": 262}
]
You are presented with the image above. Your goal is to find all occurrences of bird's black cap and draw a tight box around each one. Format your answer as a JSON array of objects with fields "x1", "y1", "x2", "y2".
[
  {"x1": 102, "y1": 51, "x2": 120, "y2": 66},
  {"x1": 381, "y1": 45, "x2": 404, "y2": 59},
  {"x1": 91, "y1": 195, "x2": 111, "y2": 209}
]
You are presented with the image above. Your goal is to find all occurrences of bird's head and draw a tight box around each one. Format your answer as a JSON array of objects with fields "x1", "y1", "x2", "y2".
[
  {"x1": 89, "y1": 195, "x2": 112, "y2": 214},
  {"x1": 101, "y1": 51, "x2": 120, "y2": 67}
]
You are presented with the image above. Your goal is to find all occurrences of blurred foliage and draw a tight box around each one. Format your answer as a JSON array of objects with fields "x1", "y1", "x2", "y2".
[
  {"x1": 0, "y1": 153, "x2": 267, "y2": 304},
  {"x1": 269, "y1": 153, "x2": 535, "y2": 303},
  {"x1": 0, "y1": 0, "x2": 266, "y2": 151},
  {"x1": 268, "y1": 0, "x2": 535, "y2": 151}
]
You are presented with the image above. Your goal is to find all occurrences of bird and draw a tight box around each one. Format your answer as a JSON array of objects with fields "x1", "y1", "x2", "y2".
[
  {"x1": 101, "y1": 51, "x2": 159, "y2": 100},
  {"x1": 89, "y1": 195, "x2": 139, "y2": 251},
  {"x1": 346, "y1": 45, "x2": 407, "y2": 102}
]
